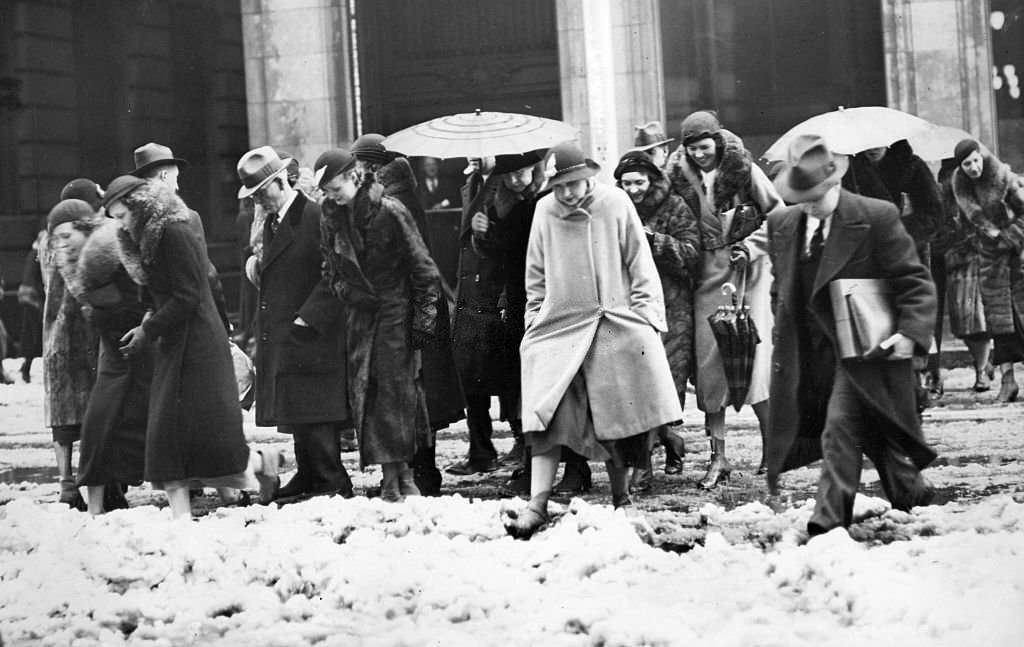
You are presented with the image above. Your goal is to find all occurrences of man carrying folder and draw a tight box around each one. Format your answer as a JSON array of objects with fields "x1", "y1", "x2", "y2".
[{"x1": 765, "y1": 134, "x2": 938, "y2": 537}]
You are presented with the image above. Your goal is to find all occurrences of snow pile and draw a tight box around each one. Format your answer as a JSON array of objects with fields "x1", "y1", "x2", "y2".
[{"x1": 1, "y1": 494, "x2": 1023, "y2": 646}]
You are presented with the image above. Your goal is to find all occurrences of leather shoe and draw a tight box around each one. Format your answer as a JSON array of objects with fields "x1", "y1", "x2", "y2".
[
  {"x1": 553, "y1": 461, "x2": 592, "y2": 494},
  {"x1": 499, "y1": 467, "x2": 530, "y2": 497},
  {"x1": 446, "y1": 457, "x2": 499, "y2": 476},
  {"x1": 414, "y1": 464, "x2": 442, "y2": 496},
  {"x1": 629, "y1": 465, "x2": 652, "y2": 493}
]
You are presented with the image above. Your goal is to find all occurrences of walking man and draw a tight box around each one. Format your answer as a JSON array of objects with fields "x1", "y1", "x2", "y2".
[
  {"x1": 239, "y1": 146, "x2": 352, "y2": 501},
  {"x1": 765, "y1": 135, "x2": 937, "y2": 536}
]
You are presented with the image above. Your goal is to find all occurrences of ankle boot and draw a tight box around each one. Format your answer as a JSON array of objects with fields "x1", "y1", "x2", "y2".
[
  {"x1": 54, "y1": 442, "x2": 85, "y2": 510},
  {"x1": 412, "y1": 444, "x2": 442, "y2": 496},
  {"x1": 659, "y1": 424, "x2": 686, "y2": 475},
  {"x1": 504, "y1": 494, "x2": 549, "y2": 539},
  {"x1": 997, "y1": 370, "x2": 1019, "y2": 403},
  {"x1": 700, "y1": 437, "x2": 731, "y2": 490},
  {"x1": 607, "y1": 461, "x2": 633, "y2": 509},
  {"x1": 629, "y1": 450, "x2": 653, "y2": 493},
  {"x1": 380, "y1": 463, "x2": 403, "y2": 502},
  {"x1": 553, "y1": 460, "x2": 592, "y2": 494},
  {"x1": 398, "y1": 464, "x2": 421, "y2": 497}
]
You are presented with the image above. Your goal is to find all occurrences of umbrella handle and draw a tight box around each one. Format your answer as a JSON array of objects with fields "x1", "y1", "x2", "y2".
[{"x1": 721, "y1": 282, "x2": 738, "y2": 307}]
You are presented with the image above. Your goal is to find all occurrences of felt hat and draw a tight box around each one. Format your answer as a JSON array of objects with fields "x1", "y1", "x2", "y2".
[
  {"x1": 613, "y1": 150, "x2": 662, "y2": 181},
  {"x1": 313, "y1": 149, "x2": 357, "y2": 189},
  {"x1": 131, "y1": 142, "x2": 187, "y2": 176},
  {"x1": 101, "y1": 175, "x2": 149, "y2": 209},
  {"x1": 491, "y1": 150, "x2": 544, "y2": 176},
  {"x1": 351, "y1": 133, "x2": 396, "y2": 165},
  {"x1": 680, "y1": 110, "x2": 722, "y2": 146},
  {"x1": 953, "y1": 139, "x2": 981, "y2": 166},
  {"x1": 773, "y1": 134, "x2": 849, "y2": 203},
  {"x1": 237, "y1": 146, "x2": 292, "y2": 198},
  {"x1": 543, "y1": 142, "x2": 600, "y2": 187},
  {"x1": 47, "y1": 199, "x2": 96, "y2": 234},
  {"x1": 632, "y1": 121, "x2": 674, "y2": 151},
  {"x1": 60, "y1": 178, "x2": 103, "y2": 211}
]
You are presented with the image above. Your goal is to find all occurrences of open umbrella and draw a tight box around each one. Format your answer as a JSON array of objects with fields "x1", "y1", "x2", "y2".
[
  {"x1": 382, "y1": 110, "x2": 577, "y2": 159},
  {"x1": 706, "y1": 268, "x2": 761, "y2": 412},
  {"x1": 905, "y1": 124, "x2": 977, "y2": 161},
  {"x1": 762, "y1": 106, "x2": 935, "y2": 162}
]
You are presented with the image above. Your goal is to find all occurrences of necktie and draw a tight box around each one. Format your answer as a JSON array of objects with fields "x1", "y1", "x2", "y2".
[
  {"x1": 805, "y1": 219, "x2": 824, "y2": 261},
  {"x1": 266, "y1": 212, "x2": 278, "y2": 244}
]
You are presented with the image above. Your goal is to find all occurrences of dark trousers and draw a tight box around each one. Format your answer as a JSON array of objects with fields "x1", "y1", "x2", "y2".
[
  {"x1": 809, "y1": 367, "x2": 930, "y2": 533},
  {"x1": 465, "y1": 393, "x2": 498, "y2": 462},
  {"x1": 282, "y1": 423, "x2": 348, "y2": 491}
]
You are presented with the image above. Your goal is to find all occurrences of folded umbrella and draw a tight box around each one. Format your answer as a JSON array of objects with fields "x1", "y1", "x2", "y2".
[
  {"x1": 706, "y1": 270, "x2": 761, "y2": 412},
  {"x1": 762, "y1": 106, "x2": 935, "y2": 162},
  {"x1": 382, "y1": 109, "x2": 578, "y2": 159}
]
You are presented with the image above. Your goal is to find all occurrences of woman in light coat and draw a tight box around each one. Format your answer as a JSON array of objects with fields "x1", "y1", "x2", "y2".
[
  {"x1": 665, "y1": 111, "x2": 784, "y2": 487},
  {"x1": 505, "y1": 142, "x2": 683, "y2": 539}
]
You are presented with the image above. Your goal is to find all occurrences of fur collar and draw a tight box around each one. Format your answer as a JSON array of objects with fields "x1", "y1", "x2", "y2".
[
  {"x1": 666, "y1": 128, "x2": 752, "y2": 213},
  {"x1": 69, "y1": 220, "x2": 123, "y2": 297},
  {"x1": 377, "y1": 157, "x2": 417, "y2": 197},
  {"x1": 116, "y1": 182, "x2": 192, "y2": 285}
]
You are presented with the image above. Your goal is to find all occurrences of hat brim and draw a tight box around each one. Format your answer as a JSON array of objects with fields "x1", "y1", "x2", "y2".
[
  {"x1": 237, "y1": 161, "x2": 292, "y2": 199},
  {"x1": 774, "y1": 154, "x2": 849, "y2": 203},
  {"x1": 130, "y1": 157, "x2": 188, "y2": 178},
  {"x1": 631, "y1": 138, "x2": 675, "y2": 152},
  {"x1": 546, "y1": 159, "x2": 601, "y2": 187},
  {"x1": 102, "y1": 180, "x2": 148, "y2": 209}
]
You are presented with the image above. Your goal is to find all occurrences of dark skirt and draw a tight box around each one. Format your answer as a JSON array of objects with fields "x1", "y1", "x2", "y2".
[
  {"x1": 51, "y1": 424, "x2": 81, "y2": 444},
  {"x1": 992, "y1": 312, "x2": 1024, "y2": 365},
  {"x1": 19, "y1": 304, "x2": 42, "y2": 359},
  {"x1": 525, "y1": 370, "x2": 654, "y2": 468},
  {"x1": 77, "y1": 338, "x2": 151, "y2": 486}
]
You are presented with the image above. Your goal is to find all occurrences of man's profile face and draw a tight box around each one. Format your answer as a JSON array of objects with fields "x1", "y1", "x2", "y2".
[
  {"x1": 156, "y1": 165, "x2": 180, "y2": 193},
  {"x1": 254, "y1": 177, "x2": 287, "y2": 213},
  {"x1": 800, "y1": 184, "x2": 841, "y2": 220}
]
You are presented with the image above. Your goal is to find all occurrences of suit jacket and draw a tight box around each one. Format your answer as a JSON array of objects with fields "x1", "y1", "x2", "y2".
[
  {"x1": 251, "y1": 191, "x2": 348, "y2": 426},
  {"x1": 766, "y1": 190, "x2": 937, "y2": 487}
]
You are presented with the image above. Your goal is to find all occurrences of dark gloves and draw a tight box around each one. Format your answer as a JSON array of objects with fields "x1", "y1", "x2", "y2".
[{"x1": 411, "y1": 328, "x2": 434, "y2": 350}]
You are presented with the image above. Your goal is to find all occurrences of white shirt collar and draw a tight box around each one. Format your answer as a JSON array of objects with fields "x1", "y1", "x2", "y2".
[{"x1": 804, "y1": 214, "x2": 833, "y2": 255}]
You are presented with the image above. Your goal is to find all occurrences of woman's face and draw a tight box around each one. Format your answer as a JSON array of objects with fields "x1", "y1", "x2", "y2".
[
  {"x1": 51, "y1": 222, "x2": 87, "y2": 264},
  {"x1": 502, "y1": 166, "x2": 534, "y2": 193},
  {"x1": 685, "y1": 137, "x2": 718, "y2": 171},
  {"x1": 322, "y1": 170, "x2": 360, "y2": 205},
  {"x1": 107, "y1": 200, "x2": 134, "y2": 231},
  {"x1": 553, "y1": 179, "x2": 591, "y2": 207},
  {"x1": 619, "y1": 171, "x2": 651, "y2": 203},
  {"x1": 960, "y1": 150, "x2": 984, "y2": 180}
]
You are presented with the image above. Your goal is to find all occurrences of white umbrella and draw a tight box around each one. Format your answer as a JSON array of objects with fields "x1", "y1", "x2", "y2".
[
  {"x1": 905, "y1": 124, "x2": 977, "y2": 161},
  {"x1": 382, "y1": 110, "x2": 577, "y2": 159},
  {"x1": 762, "y1": 106, "x2": 935, "y2": 162}
]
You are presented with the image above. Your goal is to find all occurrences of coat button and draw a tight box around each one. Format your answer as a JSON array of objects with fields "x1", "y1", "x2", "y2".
[{"x1": 259, "y1": 300, "x2": 267, "y2": 311}]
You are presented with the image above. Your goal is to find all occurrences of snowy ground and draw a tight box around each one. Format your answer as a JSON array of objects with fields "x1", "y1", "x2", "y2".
[{"x1": 2, "y1": 358, "x2": 1024, "y2": 646}]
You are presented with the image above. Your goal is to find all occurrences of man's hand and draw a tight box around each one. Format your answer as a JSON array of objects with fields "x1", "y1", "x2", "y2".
[
  {"x1": 119, "y1": 326, "x2": 147, "y2": 357},
  {"x1": 864, "y1": 332, "x2": 914, "y2": 360},
  {"x1": 471, "y1": 212, "x2": 490, "y2": 235}
]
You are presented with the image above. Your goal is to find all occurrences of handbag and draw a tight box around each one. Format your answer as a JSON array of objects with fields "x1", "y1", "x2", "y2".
[
  {"x1": 829, "y1": 279, "x2": 909, "y2": 360},
  {"x1": 945, "y1": 253, "x2": 987, "y2": 338}
]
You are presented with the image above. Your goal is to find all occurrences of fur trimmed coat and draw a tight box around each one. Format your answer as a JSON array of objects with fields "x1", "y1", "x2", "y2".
[
  {"x1": 118, "y1": 184, "x2": 249, "y2": 484},
  {"x1": 377, "y1": 157, "x2": 465, "y2": 430},
  {"x1": 630, "y1": 173, "x2": 701, "y2": 404},
  {"x1": 321, "y1": 183, "x2": 441, "y2": 467},
  {"x1": 951, "y1": 152, "x2": 1024, "y2": 335},
  {"x1": 41, "y1": 236, "x2": 98, "y2": 430},
  {"x1": 665, "y1": 129, "x2": 784, "y2": 412},
  {"x1": 520, "y1": 183, "x2": 683, "y2": 440},
  {"x1": 74, "y1": 220, "x2": 150, "y2": 486}
]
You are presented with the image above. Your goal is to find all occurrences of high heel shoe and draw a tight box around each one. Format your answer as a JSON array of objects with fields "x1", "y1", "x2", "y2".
[
  {"x1": 699, "y1": 438, "x2": 731, "y2": 489},
  {"x1": 974, "y1": 363, "x2": 995, "y2": 392},
  {"x1": 997, "y1": 372, "x2": 1019, "y2": 403},
  {"x1": 660, "y1": 425, "x2": 686, "y2": 475}
]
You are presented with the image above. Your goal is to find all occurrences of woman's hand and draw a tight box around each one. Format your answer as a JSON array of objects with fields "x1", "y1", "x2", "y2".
[
  {"x1": 471, "y1": 212, "x2": 490, "y2": 235},
  {"x1": 119, "y1": 325, "x2": 147, "y2": 357}
]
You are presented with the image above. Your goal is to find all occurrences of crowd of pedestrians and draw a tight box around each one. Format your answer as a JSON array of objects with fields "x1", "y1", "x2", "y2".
[{"x1": 6, "y1": 108, "x2": 1024, "y2": 538}]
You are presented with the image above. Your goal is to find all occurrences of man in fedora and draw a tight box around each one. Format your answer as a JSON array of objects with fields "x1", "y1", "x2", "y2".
[
  {"x1": 238, "y1": 145, "x2": 352, "y2": 502},
  {"x1": 131, "y1": 142, "x2": 230, "y2": 331},
  {"x1": 631, "y1": 121, "x2": 675, "y2": 169},
  {"x1": 765, "y1": 134, "x2": 937, "y2": 537}
]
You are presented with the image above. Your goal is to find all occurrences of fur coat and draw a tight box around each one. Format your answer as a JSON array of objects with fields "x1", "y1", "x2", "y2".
[
  {"x1": 629, "y1": 172, "x2": 701, "y2": 404},
  {"x1": 665, "y1": 129, "x2": 784, "y2": 411},
  {"x1": 952, "y1": 152, "x2": 1024, "y2": 335},
  {"x1": 321, "y1": 182, "x2": 441, "y2": 466},
  {"x1": 119, "y1": 182, "x2": 249, "y2": 484}
]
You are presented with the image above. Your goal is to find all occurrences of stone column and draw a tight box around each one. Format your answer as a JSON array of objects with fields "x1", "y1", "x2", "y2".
[
  {"x1": 556, "y1": 0, "x2": 665, "y2": 179},
  {"x1": 240, "y1": 0, "x2": 356, "y2": 167},
  {"x1": 882, "y1": 0, "x2": 997, "y2": 152}
]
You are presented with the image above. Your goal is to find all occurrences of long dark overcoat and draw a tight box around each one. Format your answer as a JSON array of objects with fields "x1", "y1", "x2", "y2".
[
  {"x1": 252, "y1": 191, "x2": 348, "y2": 427},
  {"x1": 321, "y1": 184, "x2": 441, "y2": 467},
  {"x1": 378, "y1": 157, "x2": 465, "y2": 430},
  {"x1": 766, "y1": 191, "x2": 937, "y2": 488},
  {"x1": 119, "y1": 188, "x2": 249, "y2": 484}
]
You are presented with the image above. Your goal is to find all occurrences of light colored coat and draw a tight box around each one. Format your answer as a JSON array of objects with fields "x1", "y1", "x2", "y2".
[{"x1": 520, "y1": 183, "x2": 683, "y2": 440}]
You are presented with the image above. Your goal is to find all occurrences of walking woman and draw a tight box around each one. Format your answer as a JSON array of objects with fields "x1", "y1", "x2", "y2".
[
  {"x1": 665, "y1": 110, "x2": 784, "y2": 486},
  {"x1": 505, "y1": 142, "x2": 682, "y2": 539},
  {"x1": 614, "y1": 150, "x2": 700, "y2": 490},
  {"x1": 71, "y1": 219, "x2": 152, "y2": 515},
  {"x1": 949, "y1": 139, "x2": 1024, "y2": 402},
  {"x1": 315, "y1": 149, "x2": 442, "y2": 502},
  {"x1": 103, "y1": 176, "x2": 277, "y2": 517}
]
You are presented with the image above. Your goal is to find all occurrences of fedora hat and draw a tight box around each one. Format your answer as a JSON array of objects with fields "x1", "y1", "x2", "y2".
[
  {"x1": 131, "y1": 142, "x2": 187, "y2": 176},
  {"x1": 632, "y1": 121, "x2": 674, "y2": 151},
  {"x1": 543, "y1": 141, "x2": 600, "y2": 188},
  {"x1": 237, "y1": 146, "x2": 292, "y2": 198},
  {"x1": 773, "y1": 134, "x2": 849, "y2": 203}
]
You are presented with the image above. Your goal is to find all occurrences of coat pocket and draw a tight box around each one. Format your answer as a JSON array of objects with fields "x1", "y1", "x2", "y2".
[{"x1": 277, "y1": 323, "x2": 337, "y2": 374}]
